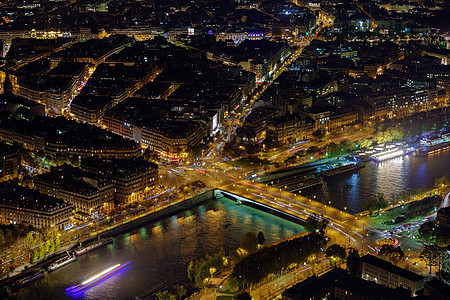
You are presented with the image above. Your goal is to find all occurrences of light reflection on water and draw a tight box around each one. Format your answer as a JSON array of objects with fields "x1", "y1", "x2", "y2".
[
  {"x1": 16, "y1": 197, "x2": 304, "y2": 300},
  {"x1": 309, "y1": 151, "x2": 450, "y2": 213}
]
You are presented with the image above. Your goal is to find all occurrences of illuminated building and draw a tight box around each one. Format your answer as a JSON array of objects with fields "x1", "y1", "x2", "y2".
[
  {"x1": 216, "y1": 31, "x2": 265, "y2": 44},
  {"x1": 361, "y1": 254, "x2": 424, "y2": 296},
  {"x1": 102, "y1": 98, "x2": 211, "y2": 159},
  {"x1": 300, "y1": 108, "x2": 330, "y2": 132},
  {"x1": 349, "y1": 49, "x2": 404, "y2": 79},
  {"x1": 80, "y1": 157, "x2": 158, "y2": 204},
  {"x1": 0, "y1": 116, "x2": 141, "y2": 159},
  {"x1": 13, "y1": 62, "x2": 89, "y2": 116},
  {"x1": 282, "y1": 268, "x2": 410, "y2": 300},
  {"x1": 70, "y1": 95, "x2": 113, "y2": 125},
  {"x1": 437, "y1": 206, "x2": 450, "y2": 228},
  {"x1": 33, "y1": 165, "x2": 114, "y2": 214},
  {"x1": 112, "y1": 27, "x2": 165, "y2": 41},
  {"x1": 364, "y1": 88, "x2": 438, "y2": 119},
  {"x1": 0, "y1": 182, "x2": 73, "y2": 229},
  {"x1": 266, "y1": 114, "x2": 306, "y2": 144},
  {"x1": 0, "y1": 143, "x2": 20, "y2": 182},
  {"x1": 329, "y1": 108, "x2": 358, "y2": 131}
]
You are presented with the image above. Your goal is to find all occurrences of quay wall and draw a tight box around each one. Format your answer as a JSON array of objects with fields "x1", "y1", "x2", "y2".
[{"x1": 98, "y1": 190, "x2": 215, "y2": 238}]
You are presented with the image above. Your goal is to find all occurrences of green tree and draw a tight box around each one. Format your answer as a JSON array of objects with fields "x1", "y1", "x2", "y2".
[
  {"x1": 390, "y1": 246, "x2": 405, "y2": 266},
  {"x1": 379, "y1": 245, "x2": 404, "y2": 266},
  {"x1": 359, "y1": 139, "x2": 372, "y2": 149},
  {"x1": 25, "y1": 232, "x2": 35, "y2": 248},
  {"x1": 156, "y1": 290, "x2": 176, "y2": 300},
  {"x1": 364, "y1": 193, "x2": 388, "y2": 216},
  {"x1": 70, "y1": 155, "x2": 80, "y2": 167},
  {"x1": 240, "y1": 232, "x2": 258, "y2": 254},
  {"x1": 187, "y1": 261, "x2": 196, "y2": 283},
  {"x1": 312, "y1": 128, "x2": 325, "y2": 140},
  {"x1": 44, "y1": 240, "x2": 51, "y2": 254},
  {"x1": 38, "y1": 244, "x2": 45, "y2": 260},
  {"x1": 419, "y1": 221, "x2": 436, "y2": 244},
  {"x1": 174, "y1": 285, "x2": 186, "y2": 300},
  {"x1": 346, "y1": 248, "x2": 361, "y2": 275},
  {"x1": 306, "y1": 254, "x2": 317, "y2": 273},
  {"x1": 435, "y1": 226, "x2": 450, "y2": 247},
  {"x1": 54, "y1": 235, "x2": 61, "y2": 251},
  {"x1": 420, "y1": 245, "x2": 440, "y2": 274},
  {"x1": 304, "y1": 214, "x2": 329, "y2": 235},
  {"x1": 30, "y1": 250, "x2": 37, "y2": 264},
  {"x1": 227, "y1": 277, "x2": 239, "y2": 292},
  {"x1": 326, "y1": 244, "x2": 347, "y2": 267},
  {"x1": 363, "y1": 196, "x2": 376, "y2": 216},
  {"x1": 194, "y1": 261, "x2": 211, "y2": 287},
  {"x1": 376, "y1": 193, "x2": 388, "y2": 211},
  {"x1": 48, "y1": 239, "x2": 55, "y2": 254},
  {"x1": 326, "y1": 142, "x2": 339, "y2": 157},
  {"x1": 434, "y1": 176, "x2": 449, "y2": 193}
]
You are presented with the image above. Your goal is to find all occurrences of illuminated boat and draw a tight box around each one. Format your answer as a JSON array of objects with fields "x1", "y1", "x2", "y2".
[
  {"x1": 415, "y1": 141, "x2": 450, "y2": 157},
  {"x1": 74, "y1": 238, "x2": 113, "y2": 256},
  {"x1": 372, "y1": 148, "x2": 405, "y2": 162},
  {"x1": 65, "y1": 262, "x2": 131, "y2": 293},
  {"x1": 48, "y1": 252, "x2": 76, "y2": 271},
  {"x1": 14, "y1": 270, "x2": 44, "y2": 289}
]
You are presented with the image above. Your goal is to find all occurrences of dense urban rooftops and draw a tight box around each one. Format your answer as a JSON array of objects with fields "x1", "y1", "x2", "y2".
[
  {"x1": 81, "y1": 157, "x2": 157, "y2": 180},
  {"x1": 0, "y1": 116, "x2": 139, "y2": 150},
  {"x1": 0, "y1": 182, "x2": 72, "y2": 213},
  {"x1": 35, "y1": 165, "x2": 112, "y2": 196}
]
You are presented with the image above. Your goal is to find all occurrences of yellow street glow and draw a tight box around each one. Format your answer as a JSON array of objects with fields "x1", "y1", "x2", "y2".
[{"x1": 82, "y1": 264, "x2": 121, "y2": 285}]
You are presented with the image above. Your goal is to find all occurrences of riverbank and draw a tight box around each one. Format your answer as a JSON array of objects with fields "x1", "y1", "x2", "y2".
[
  {"x1": 0, "y1": 190, "x2": 215, "y2": 290},
  {"x1": 358, "y1": 187, "x2": 449, "y2": 218}
]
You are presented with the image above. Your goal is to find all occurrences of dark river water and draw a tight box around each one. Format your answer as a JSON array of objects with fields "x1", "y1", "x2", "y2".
[
  {"x1": 308, "y1": 150, "x2": 450, "y2": 213},
  {"x1": 15, "y1": 197, "x2": 304, "y2": 300}
]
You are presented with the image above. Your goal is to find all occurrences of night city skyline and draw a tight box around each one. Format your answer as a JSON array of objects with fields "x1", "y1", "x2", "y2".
[{"x1": 0, "y1": 0, "x2": 449, "y2": 299}]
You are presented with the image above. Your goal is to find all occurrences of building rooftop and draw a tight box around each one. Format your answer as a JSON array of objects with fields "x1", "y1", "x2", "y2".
[
  {"x1": 34, "y1": 164, "x2": 112, "y2": 196},
  {"x1": 80, "y1": 157, "x2": 157, "y2": 180},
  {"x1": 0, "y1": 142, "x2": 19, "y2": 157},
  {"x1": 0, "y1": 116, "x2": 139, "y2": 150},
  {"x1": 104, "y1": 97, "x2": 209, "y2": 139},
  {"x1": 0, "y1": 182, "x2": 72, "y2": 213},
  {"x1": 361, "y1": 254, "x2": 424, "y2": 282},
  {"x1": 283, "y1": 268, "x2": 410, "y2": 300},
  {"x1": 90, "y1": 63, "x2": 155, "y2": 82},
  {"x1": 17, "y1": 75, "x2": 75, "y2": 93},
  {"x1": 48, "y1": 62, "x2": 88, "y2": 77},
  {"x1": 71, "y1": 95, "x2": 113, "y2": 112}
]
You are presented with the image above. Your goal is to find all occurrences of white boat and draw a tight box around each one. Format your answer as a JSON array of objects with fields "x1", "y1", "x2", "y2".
[
  {"x1": 75, "y1": 238, "x2": 113, "y2": 256},
  {"x1": 48, "y1": 252, "x2": 76, "y2": 271}
]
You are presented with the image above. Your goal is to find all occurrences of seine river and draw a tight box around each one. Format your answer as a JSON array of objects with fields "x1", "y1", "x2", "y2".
[
  {"x1": 13, "y1": 150, "x2": 450, "y2": 299},
  {"x1": 15, "y1": 197, "x2": 304, "y2": 300},
  {"x1": 309, "y1": 150, "x2": 450, "y2": 213}
]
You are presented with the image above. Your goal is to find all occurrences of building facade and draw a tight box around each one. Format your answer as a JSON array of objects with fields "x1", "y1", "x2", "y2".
[
  {"x1": 361, "y1": 254, "x2": 424, "y2": 296},
  {"x1": 33, "y1": 165, "x2": 114, "y2": 214},
  {"x1": 0, "y1": 183, "x2": 73, "y2": 229},
  {"x1": 80, "y1": 157, "x2": 158, "y2": 204}
]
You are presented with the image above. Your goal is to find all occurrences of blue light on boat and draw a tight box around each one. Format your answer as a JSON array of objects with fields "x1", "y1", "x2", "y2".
[{"x1": 66, "y1": 262, "x2": 131, "y2": 293}]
